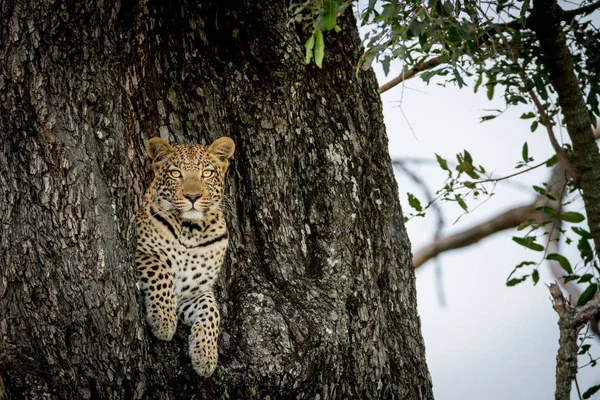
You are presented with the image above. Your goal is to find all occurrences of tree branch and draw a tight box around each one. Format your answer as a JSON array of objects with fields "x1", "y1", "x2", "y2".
[
  {"x1": 378, "y1": 57, "x2": 443, "y2": 94},
  {"x1": 409, "y1": 130, "x2": 599, "y2": 270},
  {"x1": 408, "y1": 130, "x2": 600, "y2": 270},
  {"x1": 562, "y1": 0, "x2": 600, "y2": 20},
  {"x1": 377, "y1": 19, "x2": 528, "y2": 94},
  {"x1": 413, "y1": 204, "x2": 542, "y2": 268},
  {"x1": 409, "y1": 129, "x2": 600, "y2": 338},
  {"x1": 549, "y1": 284, "x2": 600, "y2": 400}
]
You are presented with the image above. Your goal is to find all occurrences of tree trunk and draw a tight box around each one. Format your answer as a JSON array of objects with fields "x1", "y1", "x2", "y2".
[{"x1": 0, "y1": 1, "x2": 433, "y2": 399}]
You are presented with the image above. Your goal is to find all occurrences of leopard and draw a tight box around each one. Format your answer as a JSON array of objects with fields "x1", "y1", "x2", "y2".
[{"x1": 136, "y1": 136, "x2": 235, "y2": 377}]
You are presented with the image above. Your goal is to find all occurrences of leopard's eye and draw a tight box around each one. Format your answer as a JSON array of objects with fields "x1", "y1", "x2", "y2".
[
  {"x1": 169, "y1": 169, "x2": 182, "y2": 179},
  {"x1": 202, "y1": 169, "x2": 214, "y2": 178}
]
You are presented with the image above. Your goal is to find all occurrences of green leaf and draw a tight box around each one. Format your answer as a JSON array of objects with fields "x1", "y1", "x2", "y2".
[
  {"x1": 463, "y1": 150, "x2": 473, "y2": 163},
  {"x1": 455, "y1": 194, "x2": 468, "y2": 211},
  {"x1": 509, "y1": 95, "x2": 527, "y2": 105},
  {"x1": 305, "y1": 34, "x2": 315, "y2": 65},
  {"x1": 564, "y1": 275, "x2": 581, "y2": 283},
  {"x1": 474, "y1": 73, "x2": 483, "y2": 93},
  {"x1": 520, "y1": 112, "x2": 535, "y2": 119},
  {"x1": 559, "y1": 212, "x2": 585, "y2": 223},
  {"x1": 579, "y1": 344, "x2": 592, "y2": 355},
  {"x1": 578, "y1": 237, "x2": 594, "y2": 263},
  {"x1": 407, "y1": 193, "x2": 423, "y2": 212},
  {"x1": 533, "y1": 74, "x2": 548, "y2": 101},
  {"x1": 517, "y1": 219, "x2": 536, "y2": 231},
  {"x1": 314, "y1": 29, "x2": 324, "y2": 68},
  {"x1": 520, "y1": 0, "x2": 530, "y2": 19},
  {"x1": 546, "y1": 253, "x2": 572, "y2": 274},
  {"x1": 512, "y1": 236, "x2": 544, "y2": 252},
  {"x1": 435, "y1": 153, "x2": 450, "y2": 173},
  {"x1": 546, "y1": 155, "x2": 559, "y2": 167},
  {"x1": 381, "y1": 57, "x2": 391, "y2": 76},
  {"x1": 521, "y1": 142, "x2": 528, "y2": 162},
  {"x1": 507, "y1": 275, "x2": 529, "y2": 287},
  {"x1": 334, "y1": 25, "x2": 342, "y2": 33},
  {"x1": 532, "y1": 269, "x2": 539, "y2": 285},
  {"x1": 452, "y1": 68, "x2": 465, "y2": 88},
  {"x1": 583, "y1": 384, "x2": 600, "y2": 399},
  {"x1": 457, "y1": 150, "x2": 479, "y2": 179},
  {"x1": 572, "y1": 227, "x2": 592, "y2": 239},
  {"x1": 536, "y1": 206, "x2": 556, "y2": 216},
  {"x1": 577, "y1": 283, "x2": 598, "y2": 306},
  {"x1": 507, "y1": 260, "x2": 536, "y2": 280},
  {"x1": 578, "y1": 274, "x2": 594, "y2": 283},
  {"x1": 532, "y1": 185, "x2": 546, "y2": 196},
  {"x1": 530, "y1": 120, "x2": 538, "y2": 132},
  {"x1": 486, "y1": 74, "x2": 496, "y2": 100},
  {"x1": 322, "y1": 0, "x2": 338, "y2": 31}
]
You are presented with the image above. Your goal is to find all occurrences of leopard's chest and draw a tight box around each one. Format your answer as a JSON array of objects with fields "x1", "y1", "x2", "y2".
[
  {"x1": 169, "y1": 239, "x2": 227, "y2": 299},
  {"x1": 137, "y1": 207, "x2": 229, "y2": 299}
]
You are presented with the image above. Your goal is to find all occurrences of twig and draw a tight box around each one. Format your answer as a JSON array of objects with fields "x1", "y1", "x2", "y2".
[
  {"x1": 465, "y1": 157, "x2": 550, "y2": 186},
  {"x1": 574, "y1": 376, "x2": 583, "y2": 400}
]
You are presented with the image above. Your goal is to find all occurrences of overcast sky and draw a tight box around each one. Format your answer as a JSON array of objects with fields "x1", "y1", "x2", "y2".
[{"x1": 375, "y1": 57, "x2": 599, "y2": 400}]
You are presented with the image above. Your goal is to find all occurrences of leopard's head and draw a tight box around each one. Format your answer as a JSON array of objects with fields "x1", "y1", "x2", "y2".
[{"x1": 145, "y1": 137, "x2": 235, "y2": 221}]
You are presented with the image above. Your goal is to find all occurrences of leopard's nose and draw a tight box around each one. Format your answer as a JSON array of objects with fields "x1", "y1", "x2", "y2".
[{"x1": 185, "y1": 193, "x2": 201, "y2": 204}]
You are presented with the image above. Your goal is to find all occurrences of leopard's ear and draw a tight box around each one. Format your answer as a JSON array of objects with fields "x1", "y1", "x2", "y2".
[
  {"x1": 146, "y1": 137, "x2": 174, "y2": 163},
  {"x1": 207, "y1": 137, "x2": 235, "y2": 166}
]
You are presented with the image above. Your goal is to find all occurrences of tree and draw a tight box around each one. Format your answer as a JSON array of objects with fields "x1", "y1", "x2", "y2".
[
  {"x1": 0, "y1": 1, "x2": 433, "y2": 399},
  {"x1": 317, "y1": 0, "x2": 599, "y2": 398}
]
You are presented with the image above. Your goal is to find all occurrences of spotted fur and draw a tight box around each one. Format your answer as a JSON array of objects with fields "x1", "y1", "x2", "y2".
[{"x1": 136, "y1": 136, "x2": 234, "y2": 377}]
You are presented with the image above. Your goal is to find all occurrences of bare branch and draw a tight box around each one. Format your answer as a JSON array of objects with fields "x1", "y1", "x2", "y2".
[{"x1": 413, "y1": 204, "x2": 542, "y2": 268}]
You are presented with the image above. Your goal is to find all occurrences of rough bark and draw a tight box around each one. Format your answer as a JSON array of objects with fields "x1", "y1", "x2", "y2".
[
  {"x1": 0, "y1": 1, "x2": 433, "y2": 399},
  {"x1": 549, "y1": 285, "x2": 600, "y2": 400}
]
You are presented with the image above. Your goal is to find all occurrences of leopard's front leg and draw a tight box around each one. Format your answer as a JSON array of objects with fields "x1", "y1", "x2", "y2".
[
  {"x1": 178, "y1": 291, "x2": 220, "y2": 377},
  {"x1": 136, "y1": 251, "x2": 177, "y2": 341}
]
